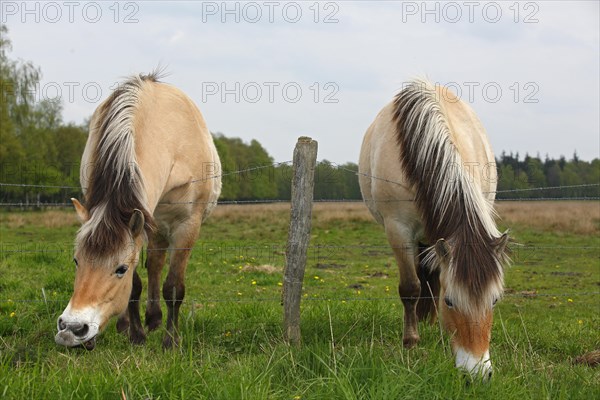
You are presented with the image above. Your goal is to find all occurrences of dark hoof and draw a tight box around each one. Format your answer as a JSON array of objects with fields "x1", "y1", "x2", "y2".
[
  {"x1": 162, "y1": 333, "x2": 179, "y2": 349},
  {"x1": 403, "y1": 336, "x2": 419, "y2": 349},
  {"x1": 116, "y1": 317, "x2": 130, "y2": 334},
  {"x1": 129, "y1": 329, "x2": 147, "y2": 345},
  {"x1": 145, "y1": 314, "x2": 162, "y2": 332}
]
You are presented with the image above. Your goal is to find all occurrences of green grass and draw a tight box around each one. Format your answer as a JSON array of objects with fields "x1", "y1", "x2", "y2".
[{"x1": 0, "y1": 205, "x2": 599, "y2": 399}]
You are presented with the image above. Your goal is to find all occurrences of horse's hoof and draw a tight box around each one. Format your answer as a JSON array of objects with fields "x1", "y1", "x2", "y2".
[
  {"x1": 129, "y1": 329, "x2": 147, "y2": 345},
  {"x1": 403, "y1": 336, "x2": 419, "y2": 348},
  {"x1": 162, "y1": 333, "x2": 179, "y2": 350},
  {"x1": 145, "y1": 315, "x2": 162, "y2": 332},
  {"x1": 116, "y1": 317, "x2": 129, "y2": 334}
]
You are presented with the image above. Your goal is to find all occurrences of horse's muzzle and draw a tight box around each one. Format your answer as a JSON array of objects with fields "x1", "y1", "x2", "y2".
[{"x1": 55, "y1": 317, "x2": 98, "y2": 349}]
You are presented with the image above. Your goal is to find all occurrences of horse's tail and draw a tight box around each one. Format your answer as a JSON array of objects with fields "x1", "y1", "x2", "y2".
[{"x1": 416, "y1": 242, "x2": 440, "y2": 322}]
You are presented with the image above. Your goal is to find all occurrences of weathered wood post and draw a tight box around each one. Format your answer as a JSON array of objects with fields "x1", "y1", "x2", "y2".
[{"x1": 283, "y1": 136, "x2": 318, "y2": 345}]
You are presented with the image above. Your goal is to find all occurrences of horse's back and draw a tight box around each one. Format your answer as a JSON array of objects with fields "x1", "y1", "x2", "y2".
[
  {"x1": 359, "y1": 102, "x2": 418, "y2": 230},
  {"x1": 358, "y1": 82, "x2": 496, "y2": 241},
  {"x1": 436, "y1": 88, "x2": 497, "y2": 200},
  {"x1": 135, "y1": 80, "x2": 221, "y2": 217},
  {"x1": 83, "y1": 77, "x2": 221, "y2": 221}
]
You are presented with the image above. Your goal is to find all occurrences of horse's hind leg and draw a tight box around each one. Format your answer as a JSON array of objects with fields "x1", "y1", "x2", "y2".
[
  {"x1": 145, "y1": 233, "x2": 168, "y2": 331},
  {"x1": 162, "y1": 217, "x2": 201, "y2": 349},
  {"x1": 385, "y1": 222, "x2": 421, "y2": 348}
]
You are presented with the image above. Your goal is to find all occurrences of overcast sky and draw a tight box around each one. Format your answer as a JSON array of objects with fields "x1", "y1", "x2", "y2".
[{"x1": 3, "y1": 1, "x2": 599, "y2": 162}]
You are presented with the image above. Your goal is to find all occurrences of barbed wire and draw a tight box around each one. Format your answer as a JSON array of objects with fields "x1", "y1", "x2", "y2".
[
  {"x1": 0, "y1": 182, "x2": 80, "y2": 189},
  {"x1": 1, "y1": 194, "x2": 599, "y2": 208},
  {"x1": 1, "y1": 243, "x2": 598, "y2": 254},
  {"x1": 191, "y1": 160, "x2": 293, "y2": 183},
  {"x1": 0, "y1": 159, "x2": 597, "y2": 195},
  {"x1": 0, "y1": 160, "x2": 293, "y2": 192},
  {"x1": 330, "y1": 163, "x2": 600, "y2": 195},
  {"x1": 2, "y1": 291, "x2": 598, "y2": 305}
]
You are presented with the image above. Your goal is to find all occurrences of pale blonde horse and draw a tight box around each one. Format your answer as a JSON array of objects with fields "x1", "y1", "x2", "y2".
[
  {"x1": 359, "y1": 79, "x2": 509, "y2": 379},
  {"x1": 55, "y1": 72, "x2": 221, "y2": 349}
]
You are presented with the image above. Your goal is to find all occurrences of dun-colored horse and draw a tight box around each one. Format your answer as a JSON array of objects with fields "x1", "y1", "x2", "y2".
[
  {"x1": 358, "y1": 79, "x2": 509, "y2": 379},
  {"x1": 55, "y1": 72, "x2": 221, "y2": 349}
]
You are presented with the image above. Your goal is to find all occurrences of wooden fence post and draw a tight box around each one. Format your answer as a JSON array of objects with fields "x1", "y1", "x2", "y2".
[{"x1": 283, "y1": 136, "x2": 318, "y2": 345}]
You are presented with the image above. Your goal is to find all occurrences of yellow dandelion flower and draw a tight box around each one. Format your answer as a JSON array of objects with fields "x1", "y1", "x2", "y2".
[
  {"x1": 314, "y1": 275, "x2": 319, "y2": 280},
  {"x1": 10, "y1": 312, "x2": 16, "y2": 318},
  {"x1": 578, "y1": 320, "x2": 583, "y2": 324},
  {"x1": 237, "y1": 292, "x2": 242, "y2": 296},
  {"x1": 357, "y1": 290, "x2": 361, "y2": 295},
  {"x1": 341, "y1": 300, "x2": 346, "y2": 304},
  {"x1": 385, "y1": 286, "x2": 390, "y2": 292},
  {"x1": 251, "y1": 280, "x2": 257, "y2": 285},
  {"x1": 567, "y1": 298, "x2": 573, "y2": 303},
  {"x1": 277, "y1": 282, "x2": 283, "y2": 286}
]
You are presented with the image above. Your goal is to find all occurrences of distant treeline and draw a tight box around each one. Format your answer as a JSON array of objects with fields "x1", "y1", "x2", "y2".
[
  {"x1": 214, "y1": 134, "x2": 361, "y2": 201},
  {"x1": 1, "y1": 25, "x2": 598, "y2": 206},
  {"x1": 215, "y1": 144, "x2": 600, "y2": 201},
  {"x1": 4, "y1": 128, "x2": 598, "y2": 204},
  {"x1": 495, "y1": 152, "x2": 599, "y2": 199}
]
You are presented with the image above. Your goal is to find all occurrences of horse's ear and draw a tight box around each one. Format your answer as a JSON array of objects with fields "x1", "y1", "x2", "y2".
[
  {"x1": 434, "y1": 238, "x2": 451, "y2": 265},
  {"x1": 71, "y1": 198, "x2": 88, "y2": 223},
  {"x1": 128, "y1": 209, "x2": 145, "y2": 237},
  {"x1": 495, "y1": 230, "x2": 510, "y2": 254}
]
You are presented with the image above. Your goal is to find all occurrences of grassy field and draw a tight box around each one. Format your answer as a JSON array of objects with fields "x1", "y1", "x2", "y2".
[{"x1": 1, "y1": 201, "x2": 599, "y2": 399}]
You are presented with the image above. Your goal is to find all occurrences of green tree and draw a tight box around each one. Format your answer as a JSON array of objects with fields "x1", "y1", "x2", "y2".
[{"x1": 0, "y1": 25, "x2": 85, "y2": 204}]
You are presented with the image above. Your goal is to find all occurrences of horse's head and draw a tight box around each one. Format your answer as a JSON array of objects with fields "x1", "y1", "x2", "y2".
[
  {"x1": 433, "y1": 232, "x2": 509, "y2": 380},
  {"x1": 55, "y1": 199, "x2": 146, "y2": 350}
]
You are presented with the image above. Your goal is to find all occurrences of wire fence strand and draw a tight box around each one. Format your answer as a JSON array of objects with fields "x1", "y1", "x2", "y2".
[
  {"x1": 1, "y1": 159, "x2": 598, "y2": 202},
  {"x1": 1, "y1": 243, "x2": 598, "y2": 254},
  {"x1": 2, "y1": 291, "x2": 598, "y2": 305}
]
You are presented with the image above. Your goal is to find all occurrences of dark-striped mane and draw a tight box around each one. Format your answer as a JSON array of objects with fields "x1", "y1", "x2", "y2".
[
  {"x1": 393, "y1": 79, "x2": 508, "y2": 312},
  {"x1": 78, "y1": 73, "x2": 159, "y2": 258}
]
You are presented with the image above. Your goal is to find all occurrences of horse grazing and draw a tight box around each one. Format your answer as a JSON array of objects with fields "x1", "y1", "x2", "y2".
[
  {"x1": 358, "y1": 79, "x2": 509, "y2": 379},
  {"x1": 55, "y1": 72, "x2": 221, "y2": 349}
]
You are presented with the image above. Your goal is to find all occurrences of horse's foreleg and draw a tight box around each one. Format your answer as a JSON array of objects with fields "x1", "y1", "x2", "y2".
[
  {"x1": 126, "y1": 269, "x2": 146, "y2": 344},
  {"x1": 385, "y1": 222, "x2": 421, "y2": 348},
  {"x1": 145, "y1": 234, "x2": 168, "y2": 331},
  {"x1": 116, "y1": 268, "x2": 144, "y2": 342}
]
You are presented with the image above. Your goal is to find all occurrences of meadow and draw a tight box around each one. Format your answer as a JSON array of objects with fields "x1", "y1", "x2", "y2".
[{"x1": 0, "y1": 201, "x2": 598, "y2": 399}]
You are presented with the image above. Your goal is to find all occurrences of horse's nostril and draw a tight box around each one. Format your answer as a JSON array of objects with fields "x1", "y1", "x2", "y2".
[
  {"x1": 487, "y1": 370, "x2": 493, "y2": 379},
  {"x1": 72, "y1": 323, "x2": 89, "y2": 338},
  {"x1": 58, "y1": 318, "x2": 66, "y2": 331}
]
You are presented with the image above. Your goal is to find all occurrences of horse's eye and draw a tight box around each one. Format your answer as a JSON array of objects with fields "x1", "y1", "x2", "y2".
[
  {"x1": 73, "y1": 258, "x2": 78, "y2": 268},
  {"x1": 115, "y1": 265, "x2": 128, "y2": 278},
  {"x1": 444, "y1": 297, "x2": 454, "y2": 308}
]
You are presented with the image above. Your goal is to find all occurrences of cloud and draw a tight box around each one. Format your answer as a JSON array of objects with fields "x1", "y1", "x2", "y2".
[{"x1": 3, "y1": 1, "x2": 598, "y2": 161}]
